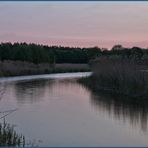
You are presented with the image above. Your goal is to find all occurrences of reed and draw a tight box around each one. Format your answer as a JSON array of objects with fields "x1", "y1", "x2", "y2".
[
  {"x1": 0, "y1": 61, "x2": 90, "y2": 77},
  {"x1": 0, "y1": 121, "x2": 25, "y2": 146},
  {"x1": 80, "y1": 56, "x2": 148, "y2": 99}
]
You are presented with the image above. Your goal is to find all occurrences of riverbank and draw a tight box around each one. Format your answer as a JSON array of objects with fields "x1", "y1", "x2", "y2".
[
  {"x1": 0, "y1": 72, "x2": 92, "y2": 83},
  {"x1": 79, "y1": 56, "x2": 148, "y2": 100},
  {"x1": 0, "y1": 60, "x2": 90, "y2": 77}
]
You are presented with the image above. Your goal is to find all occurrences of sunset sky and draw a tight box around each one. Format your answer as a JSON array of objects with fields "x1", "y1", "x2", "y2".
[{"x1": 0, "y1": 2, "x2": 148, "y2": 49}]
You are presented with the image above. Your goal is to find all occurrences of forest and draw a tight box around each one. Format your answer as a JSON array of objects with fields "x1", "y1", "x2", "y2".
[
  {"x1": 0, "y1": 42, "x2": 101, "y2": 64},
  {"x1": 0, "y1": 43, "x2": 148, "y2": 64}
]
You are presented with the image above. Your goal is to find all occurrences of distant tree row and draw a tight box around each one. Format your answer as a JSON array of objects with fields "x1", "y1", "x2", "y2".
[
  {"x1": 0, "y1": 43, "x2": 148, "y2": 64},
  {"x1": 102, "y1": 44, "x2": 146, "y2": 60},
  {"x1": 0, "y1": 43, "x2": 101, "y2": 64}
]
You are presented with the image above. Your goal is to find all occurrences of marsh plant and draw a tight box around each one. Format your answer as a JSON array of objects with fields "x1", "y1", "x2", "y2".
[
  {"x1": 84, "y1": 56, "x2": 148, "y2": 99},
  {"x1": 0, "y1": 120, "x2": 25, "y2": 146}
]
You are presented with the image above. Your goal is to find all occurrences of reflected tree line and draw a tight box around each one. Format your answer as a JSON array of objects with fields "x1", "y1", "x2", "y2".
[
  {"x1": 90, "y1": 93, "x2": 148, "y2": 132},
  {"x1": 14, "y1": 79, "x2": 48, "y2": 104},
  {"x1": 80, "y1": 81, "x2": 148, "y2": 132}
]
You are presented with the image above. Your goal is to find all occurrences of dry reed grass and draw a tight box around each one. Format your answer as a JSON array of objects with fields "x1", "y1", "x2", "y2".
[{"x1": 84, "y1": 56, "x2": 148, "y2": 99}]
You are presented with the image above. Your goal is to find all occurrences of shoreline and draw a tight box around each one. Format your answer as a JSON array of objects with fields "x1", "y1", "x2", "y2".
[
  {"x1": 78, "y1": 76, "x2": 148, "y2": 102},
  {"x1": 0, "y1": 61, "x2": 91, "y2": 77},
  {"x1": 0, "y1": 72, "x2": 92, "y2": 83}
]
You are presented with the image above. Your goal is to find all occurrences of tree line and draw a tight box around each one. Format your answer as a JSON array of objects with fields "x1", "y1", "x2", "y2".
[
  {"x1": 0, "y1": 43, "x2": 148, "y2": 64},
  {"x1": 0, "y1": 43, "x2": 101, "y2": 64}
]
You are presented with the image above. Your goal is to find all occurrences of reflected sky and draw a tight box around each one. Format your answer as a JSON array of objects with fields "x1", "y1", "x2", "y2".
[{"x1": 0, "y1": 2, "x2": 148, "y2": 49}]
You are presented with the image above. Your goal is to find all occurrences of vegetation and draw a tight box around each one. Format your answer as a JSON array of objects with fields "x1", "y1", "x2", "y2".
[
  {"x1": 1, "y1": 43, "x2": 148, "y2": 65},
  {"x1": 0, "y1": 61, "x2": 90, "y2": 77},
  {"x1": 1, "y1": 42, "x2": 148, "y2": 78},
  {"x1": 0, "y1": 42, "x2": 101, "y2": 64},
  {"x1": 0, "y1": 121, "x2": 25, "y2": 146},
  {"x1": 80, "y1": 54, "x2": 148, "y2": 100}
]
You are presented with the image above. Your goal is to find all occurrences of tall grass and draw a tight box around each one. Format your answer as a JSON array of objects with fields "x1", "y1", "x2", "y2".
[
  {"x1": 0, "y1": 121, "x2": 25, "y2": 146},
  {"x1": 82, "y1": 56, "x2": 148, "y2": 99},
  {"x1": 0, "y1": 60, "x2": 90, "y2": 77}
]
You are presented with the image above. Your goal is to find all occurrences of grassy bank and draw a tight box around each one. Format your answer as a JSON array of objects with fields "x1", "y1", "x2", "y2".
[
  {"x1": 0, "y1": 60, "x2": 90, "y2": 77},
  {"x1": 79, "y1": 56, "x2": 148, "y2": 100}
]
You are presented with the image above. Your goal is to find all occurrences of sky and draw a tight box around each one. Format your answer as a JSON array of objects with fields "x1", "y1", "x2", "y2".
[{"x1": 0, "y1": 2, "x2": 148, "y2": 49}]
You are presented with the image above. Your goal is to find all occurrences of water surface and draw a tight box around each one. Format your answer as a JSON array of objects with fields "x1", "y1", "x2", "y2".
[{"x1": 0, "y1": 72, "x2": 148, "y2": 146}]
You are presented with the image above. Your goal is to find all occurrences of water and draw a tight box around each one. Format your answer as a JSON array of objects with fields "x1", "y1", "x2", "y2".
[{"x1": 0, "y1": 72, "x2": 148, "y2": 146}]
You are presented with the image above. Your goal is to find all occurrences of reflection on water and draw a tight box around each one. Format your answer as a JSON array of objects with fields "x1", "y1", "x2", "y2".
[
  {"x1": 90, "y1": 93, "x2": 148, "y2": 132},
  {"x1": 14, "y1": 77, "x2": 148, "y2": 132},
  {"x1": 80, "y1": 79, "x2": 148, "y2": 135},
  {"x1": 14, "y1": 79, "x2": 49, "y2": 104},
  {"x1": 0, "y1": 73, "x2": 148, "y2": 146},
  {"x1": 14, "y1": 78, "x2": 86, "y2": 104}
]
